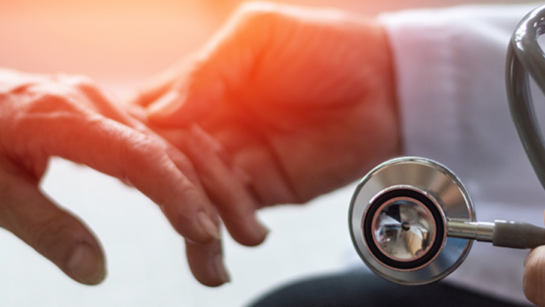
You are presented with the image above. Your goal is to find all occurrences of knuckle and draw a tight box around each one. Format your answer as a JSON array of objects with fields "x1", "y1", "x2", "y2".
[
  {"x1": 125, "y1": 134, "x2": 165, "y2": 165},
  {"x1": 69, "y1": 76, "x2": 100, "y2": 96},
  {"x1": 236, "y1": 1, "x2": 280, "y2": 27},
  {"x1": 55, "y1": 73, "x2": 94, "y2": 89},
  {"x1": 70, "y1": 74, "x2": 94, "y2": 85},
  {"x1": 51, "y1": 74, "x2": 108, "y2": 108},
  {"x1": 25, "y1": 83, "x2": 80, "y2": 113},
  {"x1": 237, "y1": 1, "x2": 274, "y2": 15},
  {"x1": 121, "y1": 134, "x2": 172, "y2": 175}
]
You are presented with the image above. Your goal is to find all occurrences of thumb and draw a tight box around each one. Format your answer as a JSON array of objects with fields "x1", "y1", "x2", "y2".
[
  {"x1": 524, "y1": 246, "x2": 545, "y2": 306},
  {"x1": 145, "y1": 3, "x2": 276, "y2": 127},
  {"x1": 146, "y1": 62, "x2": 226, "y2": 127},
  {"x1": 524, "y1": 210, "x2": 545, "y2": 306},
  {"x1": 0, "y1": 165, "x2": 106, "y2": 285}
]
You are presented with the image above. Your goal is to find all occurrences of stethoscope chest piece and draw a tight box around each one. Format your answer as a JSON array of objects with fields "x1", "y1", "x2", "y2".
[
  {"x1": 347, "y1": 4, "x2": 545, "y2": 286},
  {"x1": 349, "y1": 157, "x2": 475, "y2": 285}
]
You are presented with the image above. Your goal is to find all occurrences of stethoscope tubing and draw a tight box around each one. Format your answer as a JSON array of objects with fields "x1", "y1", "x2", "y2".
[{"x1": 507, "y1": 3, "x2": 545, "y2": 190}]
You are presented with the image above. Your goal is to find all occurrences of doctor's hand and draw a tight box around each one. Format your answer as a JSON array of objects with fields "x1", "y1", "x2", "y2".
[
  {"x1": 0, "y1": 69, "x2": 228, "y2": 287},
  {"x1": 134, "y1": 2, "x2": 401, "y2": 211},
  {"x1": 523, "y1": 212, "x2": 545, "y2": 306}
]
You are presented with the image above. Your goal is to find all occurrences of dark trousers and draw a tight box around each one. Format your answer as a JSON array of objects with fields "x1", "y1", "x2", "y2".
[{"x1": 249, "y1": 270, "x2": 532, "y2": 307}]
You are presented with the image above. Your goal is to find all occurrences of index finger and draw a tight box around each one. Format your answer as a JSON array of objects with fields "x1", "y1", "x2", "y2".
[
  {"x1": 78, "y1": 118, "x2": 222, "y2": 244},
  {"x1": 10, "y1": 96, "x2": 220, "y2": 244}
]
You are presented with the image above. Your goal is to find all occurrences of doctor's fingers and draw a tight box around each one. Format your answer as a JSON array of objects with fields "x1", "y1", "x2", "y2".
[
  {"x1": 185, "y1": 125, "x2": 269, "y2": 247},
  {"x1": 524, "y1": 245, "x2": 545, "y2": 306},
  {"x1": 0, "y1": 164, "x2": 105, "y2": 285}
]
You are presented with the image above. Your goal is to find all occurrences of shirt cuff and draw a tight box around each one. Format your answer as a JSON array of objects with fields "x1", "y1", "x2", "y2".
[{"x1": 378, "y1": 4, "x2": 536, "y2": 165}]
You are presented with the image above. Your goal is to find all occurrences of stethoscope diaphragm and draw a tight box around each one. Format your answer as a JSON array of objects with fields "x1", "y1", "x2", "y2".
[
  {"x1": 349, "y1": 157, "x2": 474, "y2": 285},
  {"x1": 349, "y1": 156, "x2": 545, "y2": 285}
]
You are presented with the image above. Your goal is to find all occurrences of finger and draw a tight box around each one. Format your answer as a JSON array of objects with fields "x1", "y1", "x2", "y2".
[
  {"x1": 524, "y1": 210, "x2": 545, "y2": 306},
  {"x1": 60, "y1": 76, "x2": 154, "y2": 135},
  {"x1": 145, "y1": 3, "x2": 276, "y2": 127},
  {"x1": 81, "y1": 121, "x2": 220, "y2": 244},
  {"x1": 14, "y1": 103, "x2": 221, "y2": 244},
  {"x1": 185, "y1": 237, "x2": 230, "y2": 287},
  {"x1": 145, "y1": 67, "x2": 225, "y2": 127},
  {"x1": 70, "y1": 79, "x2": 211, "y2": 190},
  {"x1": 69, "y1": 79, "x2": 210, "y2": 189},
  {"x1": 206, "y1": 123, "x2": 301, "y2": 207},
  {"x1": 524, "y1": 245, "x2": 545, "y2": 306},
  {"x1": 186, "y1": 125, "x2": 268, "y2": 246},
  {"x1": 129, "y1": 60, "x2": 189, "y2": 108},
  {"x1": 0, "y1": 165, "x2": 106, "y2": 285}
]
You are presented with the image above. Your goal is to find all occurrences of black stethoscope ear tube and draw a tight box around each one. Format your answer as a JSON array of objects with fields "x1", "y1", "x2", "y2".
[
  {"x1": 350, "y1": 4, "x2": 545, "y2": 285},
  {"x1": 449, "y1": 3, "x2": 545, "y2": 251},
  {"x1": 493, "y1": 221, "x2": 545, "y2": 248},
  {"x1": 507, "y1": 4, "x2": 545, "y2": 190}
]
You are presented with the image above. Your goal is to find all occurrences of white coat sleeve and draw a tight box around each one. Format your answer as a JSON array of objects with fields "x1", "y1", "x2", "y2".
[{"x1": 378, "y1": 3, "x2": 544, "y2": 304}]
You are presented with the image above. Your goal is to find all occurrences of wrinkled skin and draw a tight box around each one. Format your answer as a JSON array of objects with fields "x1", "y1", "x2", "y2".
[
  {"x1": 136, "y1": 3, "x2": 545, "y2": 304},
  {"x1": 132, "y1": 1, "x2": 401, "y2": 286},
  {"x1": 135, "y1": 1, "x2": 401, "y2": 212},
  {"x1": 0, "y1": 69, "x2": 231, "y2": 287},
  {"x1": 6, "y1": 1, "x2": 544, "y2": 302}
]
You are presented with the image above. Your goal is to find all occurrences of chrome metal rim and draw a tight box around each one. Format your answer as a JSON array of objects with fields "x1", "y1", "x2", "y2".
[{"x1": 348, "y1": 157, "x2": 475, "y2": 285}]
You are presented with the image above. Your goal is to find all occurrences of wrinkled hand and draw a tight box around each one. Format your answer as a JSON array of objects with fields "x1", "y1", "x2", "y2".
[
  {"x1": 0, "y1": 69, "x2": 229, "y2": 286},
  {"x1": 134, "y1": 2, "x2": 401, "y2": 214}
]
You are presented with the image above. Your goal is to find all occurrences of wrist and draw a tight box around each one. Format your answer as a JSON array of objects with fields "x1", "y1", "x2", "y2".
[
  {"x1": 375, "y1": 19, "x2": 402, "y2": 157},
  {"x1": 352, "y1": 15, "x2": 402, "y2": 158}
]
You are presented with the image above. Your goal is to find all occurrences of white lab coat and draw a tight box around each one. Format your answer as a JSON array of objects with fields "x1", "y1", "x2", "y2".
[{"x1": 379, "y1": 3, "x2": 544, "y2": 304}]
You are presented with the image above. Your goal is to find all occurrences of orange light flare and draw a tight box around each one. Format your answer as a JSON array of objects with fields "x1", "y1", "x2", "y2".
[
  {"x1": 0, "y1": 0, "x2": 475, "y2": 91},
  {"x1": 0, "y1": 0, "x2": 474, "y2": 81},
  {"x1": 0, "y1": 0, "x2": 243, "y2": 92}
]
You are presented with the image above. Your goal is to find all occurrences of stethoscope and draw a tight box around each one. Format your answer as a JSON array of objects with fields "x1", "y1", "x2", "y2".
[{"x1": 349, "y1": 4, "x2": 545, "y2": 285}]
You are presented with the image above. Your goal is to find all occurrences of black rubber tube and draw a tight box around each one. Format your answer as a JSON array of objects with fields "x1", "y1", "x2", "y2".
[{"x1": 493, "y1": 220, "x2": 545, "y2": 249}]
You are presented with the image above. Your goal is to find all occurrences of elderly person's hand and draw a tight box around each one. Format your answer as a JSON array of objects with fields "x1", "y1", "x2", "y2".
[
  {"x1": 0, "y1": 69, "x2": 230, "y2": 287},
  {"x1": 133, "y1": 2, "x2": 400, "y2": 221}
]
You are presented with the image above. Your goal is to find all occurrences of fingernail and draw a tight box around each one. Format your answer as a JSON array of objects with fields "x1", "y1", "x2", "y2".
[
  {"x1": 67, "y1": 244, "x2": 106, "y2": 285},
  {"x1": 257, "y1": 220, "x2": 270, "y2": 238},
  {"x1": 147, "y1": 91, "x2": 180, "y2": 119},
  {"x1": 198, "y1": 211, "x2": 221, "y2": 240},
  {"x1": 214, "y1": 253, "x2": 230, "y2": 283}
]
